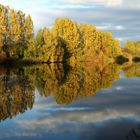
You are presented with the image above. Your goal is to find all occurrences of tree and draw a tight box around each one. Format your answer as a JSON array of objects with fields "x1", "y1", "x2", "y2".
[
  {"x1": 0, "y1": 5, "x2": 9, "y2": 56},
  {"x1": 17, "y1": 10, "x2": 25, "y2": 45},
  {"x1": 123, "y1": 41, "x2": 140, "y2": 57},
  {"x1": 124, "y1": 41, "x2": 135, "y2": 54},
  {"x1": 52, "y1": 18, "x2": 81, "y2": 56},
  {"x1": 9, "y1": 9, "x2": 21, "y2": 44},
  {"x1": 0, "y1": 5, "x2": 6, "y2": 49},
  {"x1": 23, "y1": 15, "x2": 34, "y2": 59},
  {"x1": 79, "y1": 24, "x2": 99, "y2": 61},
  {"x1": 5, "y1": 9, "x2": 21, "y2": 57},
  {"x1": 98, "y1": 32, "x2": 121, "y2": 58},
  {"x1": 0, "y1": 4, "x2": 34, "y2": 59},
  {"x1": 36, "y1": 28, "x2": 65, "y2": 62},
  {"x1": 35, "y1": 28, "x2": 44, "y2": 48}
]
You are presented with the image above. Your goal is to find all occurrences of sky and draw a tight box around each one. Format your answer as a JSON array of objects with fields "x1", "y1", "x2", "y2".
[{"x1": 0, "y1": 0, "x2": 140, "y2": 42}]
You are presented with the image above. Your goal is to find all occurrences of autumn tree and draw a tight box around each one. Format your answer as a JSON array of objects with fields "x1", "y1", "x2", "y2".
[
  {"x1": 98, "y1": 32, "x2": 122, "y2": 58},
  {"x1": 36, "y1": 28, "x2": 65, "y2": 62},
  {"x1": 0, "y1": 4, "x2": 34, "y2": 59},
  {"x1": 35, "y1": 28, "x2": 44, "y2": 48},
  {"x1": 0, "y1": 5, "x2": 9, "y2": 56},
  {"x1": 23, "y1": 15, "x2": 35, "y2": 59},
  {"x1": 79, "y1": 24, "x2": 99, "y2": 61},
  {"x1": 4, "y1": 9, "x2": 21, "y2": 57},
  {"x1": 124, "y1": 41, "x2": 135, "y2": 54},
  {"x1": 0, "y1": 5, "x2": 6, "y2": 50},
  {"x1": 52, "y1": 18, "x2": 81, "y2": 59}
]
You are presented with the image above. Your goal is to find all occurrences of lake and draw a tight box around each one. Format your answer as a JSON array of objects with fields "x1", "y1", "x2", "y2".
[{"x1": 0, "y1": 62, "x2": 140, "y2": 140}]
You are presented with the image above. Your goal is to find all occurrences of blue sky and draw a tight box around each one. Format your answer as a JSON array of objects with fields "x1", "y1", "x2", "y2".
[{"x1": 0, "y1": 0, "x2": 140, "y2": 42}]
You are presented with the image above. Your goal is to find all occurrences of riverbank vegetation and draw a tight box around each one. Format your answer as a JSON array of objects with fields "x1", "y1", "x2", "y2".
[
  {"x1": 34, "y1": 18, "x2": 122, "y2": 65},
  {"x1": 123, "y1": 41, "x2": 140, "y2": 62},
  {"x1": 0, "y1": 4, "x2": 140, "y2": 66}
]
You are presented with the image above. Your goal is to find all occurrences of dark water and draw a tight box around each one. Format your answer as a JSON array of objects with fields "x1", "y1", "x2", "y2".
[{"x1": 0, "y1": 62, "x2": 140, "y2": 140}]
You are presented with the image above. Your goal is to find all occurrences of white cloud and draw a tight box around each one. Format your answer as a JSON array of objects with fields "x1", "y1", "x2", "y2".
[
  {"x1": 97, "y1": 25, "x2": 124, "y2": 30},
  {"x1": 59, "y1": 0, "x2": 123, "y2": 6},
  {"x1": 16, "y1": 108, "x2": 140, "y2": 131}
]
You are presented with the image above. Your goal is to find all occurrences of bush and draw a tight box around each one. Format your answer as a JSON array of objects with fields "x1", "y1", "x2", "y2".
[{"x1": 116, "y1": 55, "x2": 129, "y2": 65}]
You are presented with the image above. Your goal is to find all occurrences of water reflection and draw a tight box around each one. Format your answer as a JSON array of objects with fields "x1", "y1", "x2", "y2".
[
  {"x1": 0, "y1": 62, "x2": 140, "y2": 140},
  {"x1": 36, "y1": 63, "x2": 121, "y2": 105},
  {"x1": 0, "y1": 62, "x2": 122, "y2": 121},
  {"x1": 0, "y1": 62, "x2": 136, "y2": 108},
  {"x1": 0, "y1": 68, "x2": 34, "y2": 121},
  {"x1": 127, "y1": 124, "x2": 140, "y2": 140},
  {"x1": 123, "y1": 63, "x2": 140, "y2": 78}
]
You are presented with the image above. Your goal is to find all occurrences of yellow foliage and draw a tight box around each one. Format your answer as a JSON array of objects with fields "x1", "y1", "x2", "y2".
[
  {"x1": 52, "y1": 18, "x2": 81, "y2": 54},
  {"x1": 124, "y1": 41, "x2": 140, "y2": 57}
]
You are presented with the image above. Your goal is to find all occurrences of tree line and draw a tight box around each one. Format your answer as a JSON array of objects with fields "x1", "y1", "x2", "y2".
[
  {"x1": 2, "y1": 4, "x2": 139, "y2": 64},
  {"x1": 35, "y1": 18, "x2": 122, "y2": 65},
  {"x1": 0, "y1": 4, "x2": 123, "y2": 64}
]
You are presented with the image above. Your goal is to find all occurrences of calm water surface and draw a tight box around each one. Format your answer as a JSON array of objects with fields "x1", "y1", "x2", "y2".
[{"x1": 0, "y1": 63, "x2": 140, "y2": 140}]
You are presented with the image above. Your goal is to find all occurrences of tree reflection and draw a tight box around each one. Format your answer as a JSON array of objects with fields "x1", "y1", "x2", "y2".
[
  {"x1": 0, "y1": 68, "x2": 35, "y2": 121},
  {"x1": 123, "y1": 63, "x2": 140, "y2": 78},
  {"x1": 0, "y1": 62, "x2": 122, "y2": 121},
  {"x1": 35, "y1": 63, "x2": 65, "y2": 97},
  {"x1": 35, "y1": 63, "x2": 121, "y2": 105},
  {"x1": 126, "y1": 124, "x2": 140, "y2": 140}
]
